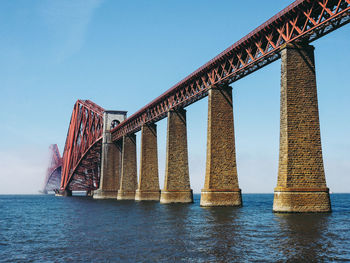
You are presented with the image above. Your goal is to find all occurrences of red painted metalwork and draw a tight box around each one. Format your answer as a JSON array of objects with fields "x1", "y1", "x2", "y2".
[
  {"x1": 42, "y1": 144, "x2": 62, "y2": 193},
  {"x1": 60, "y1": 100, "x2": 105, "y2": 191},
  {"x1": 111, "y1": 0, "x2": 350, "y2": 142}
]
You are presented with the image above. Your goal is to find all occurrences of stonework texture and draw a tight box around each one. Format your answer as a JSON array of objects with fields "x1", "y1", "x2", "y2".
[
  {"x1": 201, "y1": 86, "x2": 242, "y2": 207},
  {"x1": 273, "y1": 191, "x2": 331, "y2": 212},
  {"x1": 201, "y1": 190, "x2": 242, "y2": 207},
  {"x1": 117, "y1": 134, "x2": 138, "y2": 200},
  {"x1": 160, "y1": 109, "x2": 193, "y2": 203},
  {"x1": 135, "y1": 123, "x2": 160, "y2": 201},
  {"x1": 93, "y1": 141, "x2": 121, "y2": 199},
  {"x1": 273, "y1": 43, "x2": 331, "y2": 213}
]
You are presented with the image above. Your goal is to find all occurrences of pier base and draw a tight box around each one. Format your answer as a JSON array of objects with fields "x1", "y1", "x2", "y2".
[
  {"x1": 273, "y1": 188, "x2": 331, "y2": 213},
  {"x1": 117, "y1": 190, "x2": 136, "y2": 200},
  {"x1": 55, "y1": 189, "x2": 72, "y2": 197},
  {"x1": 160, "y1": 190, "x2": 193, "y2": 204},
  {"x1": 201, "y1": 189, "x2": 242, "y2": 207},
  {"x1": 135, "y1": 190, "x2": 160, "y2": 201},
  {"x1": 93, "y1": 190, "x2": 119, "y2": 199}
]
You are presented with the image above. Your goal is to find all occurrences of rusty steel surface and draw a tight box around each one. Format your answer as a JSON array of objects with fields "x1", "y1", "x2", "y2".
[
  {"x1": 111, "y1": 0, "x2": 350, "y2": 142},
  {"x1": 42, "y1": 144, "x2": 62, "y2": 193},
  {"x1": 60, "y1": 100, "x2": 104, "y2": 191}
]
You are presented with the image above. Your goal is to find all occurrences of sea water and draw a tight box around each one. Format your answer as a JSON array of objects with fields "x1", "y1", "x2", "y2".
[{"x1": 1, "y1": 194, "x2": 349, "y2": 262}]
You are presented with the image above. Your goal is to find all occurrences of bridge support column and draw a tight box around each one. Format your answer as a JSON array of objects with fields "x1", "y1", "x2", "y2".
[
  {"x1": 200, "y1": 85, "x2": 242, "y2": 207},
  {"x1": 117, "y1": 134, "x2": 138, "y2": 200},
  {"x1": 94, "y1": 111, "x2": 126, "y2": 199},
  {"x1": 273, "y1": 43, "x2": 331, "y2": 213},
  {"x1": 93, "y1": 141, "x2": 121, "y2": 199},
  {"x1": 135, "y1": 124, "x2": 160, "y2": 201},
  {"x1": 160, "y1": 109, "x2": 193, "y2": 203}
]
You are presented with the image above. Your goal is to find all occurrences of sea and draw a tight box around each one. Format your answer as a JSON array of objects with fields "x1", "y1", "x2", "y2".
[{"x1": 1, "y1": 194, "x2": 349, "y2": 262}]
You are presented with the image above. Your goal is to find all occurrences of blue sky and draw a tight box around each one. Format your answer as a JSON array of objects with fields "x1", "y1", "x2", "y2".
[{"x1": 0, "y1": 0, "x2": 349, "y2": 194}]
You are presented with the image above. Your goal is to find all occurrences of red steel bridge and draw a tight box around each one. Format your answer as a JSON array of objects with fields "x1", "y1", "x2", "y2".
[
  {"x1": 43, "y1": 0, "x2": 350, "y2": 194},
  {"x1": 59, "y1": 100, "x2": 104, "y2": 193}
]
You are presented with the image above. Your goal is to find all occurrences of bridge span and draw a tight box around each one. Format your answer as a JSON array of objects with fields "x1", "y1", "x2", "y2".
[{"x1": 46, "y1": 0, "x2": 350, "y2": 212}]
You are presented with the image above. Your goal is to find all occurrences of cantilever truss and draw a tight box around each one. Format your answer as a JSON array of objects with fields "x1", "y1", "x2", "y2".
[
  {"x1": 42, "y1": 144, "x2": 62, "y2": 193},
  {"x1": 60, "y1": 100, "x2": 105, "y2": 191},
  {"x1": 111, "y1": 0, "x2": 350, "y2": 142}
]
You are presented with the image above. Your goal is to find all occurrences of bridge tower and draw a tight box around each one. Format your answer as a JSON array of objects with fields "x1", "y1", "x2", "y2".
[{"x1": 93, "y1": 110, "x2": 127, "y2": 199}]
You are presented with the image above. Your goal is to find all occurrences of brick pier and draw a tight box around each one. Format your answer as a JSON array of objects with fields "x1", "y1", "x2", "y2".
[
  {"x1": 117, "y1": 134, "x2": 138, "y2": 200},
  {"x1": 135, "y1": 124, "x2": 161, "y2": 201},
  {"x1": 273, "y1": 43, "x2": 331, "y2": 213},
  {"x1": 201, "y1": 85, "x2": 242, "y2": 207},
  {"x1": 160, "y1": 109, "x2": 193, "y2": 203}
]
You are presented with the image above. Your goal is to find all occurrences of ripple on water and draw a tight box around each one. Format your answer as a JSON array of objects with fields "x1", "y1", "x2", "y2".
[{"x1": 0, "y1": 194, "x2": 349, "y2": 262}]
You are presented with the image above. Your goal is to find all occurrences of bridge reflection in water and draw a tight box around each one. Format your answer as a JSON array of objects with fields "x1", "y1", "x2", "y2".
[{"x1": 275, "y1": 213, "x2": 331, "y2": 262}]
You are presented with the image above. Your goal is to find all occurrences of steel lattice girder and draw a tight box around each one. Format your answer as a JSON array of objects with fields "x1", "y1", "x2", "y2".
[
  {"x1": 42, "y1": 144, "x2": 62, "y2": 192},
  {"x1": 67, "y1": 140, "x2": 102, "y2": 191},
  {"x1": 111, "y1": 0, "x2": 350, "y2": 142},
  {"x1": 60, "y1": 100, "x2": 104, "y2": 191}
]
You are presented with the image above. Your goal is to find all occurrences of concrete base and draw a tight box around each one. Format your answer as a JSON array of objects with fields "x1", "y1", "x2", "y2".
[
  {"x1": 273, "y1": 188, "x2": 331, "y2": 213},
  {"x1": 93, "y1": 190, "x2": 118, "y2": 199},
  {"x1": 135, "y1": 190, "x2": 160, "y2": 201},
  {"x1": 200, "y1": 189, "x2": 242, "y2": 207},
  {"x1": 160, "y1": 190, "x2": 193, "y2": 204},
  {"x1": 55, "y1": 190, "x2": 72, "y2": 197},
  {"x1": 117, "y1": 191, "x2": 136, "y2": 200}
]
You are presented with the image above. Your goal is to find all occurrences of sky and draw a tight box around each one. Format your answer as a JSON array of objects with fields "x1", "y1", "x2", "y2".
[{"x1": 0, "y1": 0, "x2": 349, "y2": 194}]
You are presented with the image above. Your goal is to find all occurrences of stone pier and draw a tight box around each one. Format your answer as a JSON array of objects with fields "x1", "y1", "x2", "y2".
[
  {"x1": 200, "y1": 85, "x2": 242, "y2": 207},
  {"x1": 273, "y1": 43, "x2": 331, "y2": 213},
  {"x1": 94, "y1": 111, "x2": 127, "y2": 199},
  {"x1": 117, "y1": 134, "x2": 138, "y2": 200},
  {"x1": 135, "y1": 123, "x2": 160, "y2": 201},
  {"x1": 160, "y1": 109, "x2": 193, "y2": 203}
]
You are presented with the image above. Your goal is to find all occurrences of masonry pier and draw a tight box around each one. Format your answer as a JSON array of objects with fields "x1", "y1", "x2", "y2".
[
  {"x1": 94, "y1": 111, "x2": 126, "y2": 199},
  {"x1": 135, "y1": 124, "x2": 160, "y2": 201},
  {"x1": 201, "y1": 85, "x2": 242, "y2": 206},
  {"x1": 273, "y1": 43, "x2": 331, "y2": 213},
  {"x1": 160, "y1": 109, "x2": 193, "y2": 203},
  {"x1": 117, "y1": 134, "x2": 138, "y2": 200}
]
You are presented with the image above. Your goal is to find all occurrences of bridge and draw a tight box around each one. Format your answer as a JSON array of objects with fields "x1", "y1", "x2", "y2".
[
  {"x1": 44, "y1": 0, "x2": 350, "y2": 212},
  {"x1": 41, "y1": 144, "x2": 62, "y2": 194}
]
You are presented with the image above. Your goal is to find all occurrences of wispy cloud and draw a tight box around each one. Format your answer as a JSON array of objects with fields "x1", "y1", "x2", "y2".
[{"x1": 39, "y1": 0, "x2": 103, "y2": 62}]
